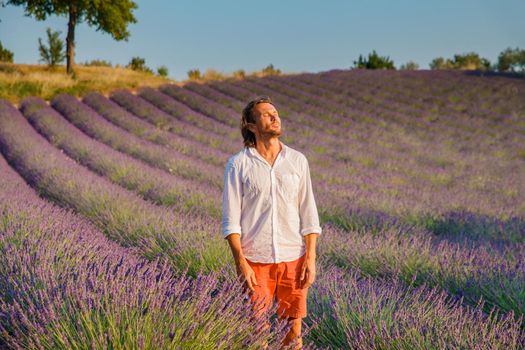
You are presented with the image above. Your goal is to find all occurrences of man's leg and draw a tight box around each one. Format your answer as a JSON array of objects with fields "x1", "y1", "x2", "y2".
[
  {"x1": 275, "y1": 255, "x2": 308, "y2": 349},
  {"x1": 279, "y1": 316, "x2": 302, "y2": 350},
  {"x1": 244, "y1": 259, "x2": 276, "y2": 349}
]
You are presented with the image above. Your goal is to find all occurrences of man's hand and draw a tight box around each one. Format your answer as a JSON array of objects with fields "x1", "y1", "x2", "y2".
[
  {"x1": 300, "y1": 254, "x2": 316, "y2": 289},
  {"x1": 225, "y1": 233, "x2": 258, "y2": 292},
  {"x1": 237, "y1": 260, "x2": 258, "y2": 292},
  {"x1": 301, "y1": 233, "x2": 318, "y2": 289}
]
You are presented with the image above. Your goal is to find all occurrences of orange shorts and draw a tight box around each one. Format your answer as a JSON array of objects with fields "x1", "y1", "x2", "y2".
[{"x1": 245, "y1": 253, "x2": 308, "y2": 319}]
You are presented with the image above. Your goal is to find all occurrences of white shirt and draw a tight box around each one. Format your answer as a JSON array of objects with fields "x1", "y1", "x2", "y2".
[{"x1": 222, "y1": 140, "x2": 322, "y2": 263}]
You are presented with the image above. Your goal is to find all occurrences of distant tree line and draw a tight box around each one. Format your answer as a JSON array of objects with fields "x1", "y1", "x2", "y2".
[{"x1": 353, "y1": 48, "x2": 525, "y2": 73}]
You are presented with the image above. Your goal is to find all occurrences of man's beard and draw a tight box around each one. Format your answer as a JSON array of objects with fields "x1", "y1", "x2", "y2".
[
  {"x1": 261, "y1": 124, "x2": 282, "y2": 137},
  {"x1": 261, "y1": 129, "x2": 282, "y2": 137}
]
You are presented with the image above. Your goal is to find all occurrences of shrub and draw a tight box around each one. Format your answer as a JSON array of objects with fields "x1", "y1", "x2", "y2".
[
  {"x1": 187, "y1": 68, "x2": 202, "y2": 80},
  {"x1": 429, "y1": 57, "x2": 450, "y2": 70},
  {"x1": 399, "y1": 61, "x2": 419, "y2": 70},
  {"x1": 261, "y1": 63, "x2": 281, "y2": 75},
  {"x1": 84, "y1": 59, "x2": 112, "y2": 67},
  {"x1": 233, "y1": 69, "x2": 246, "y2": 79},
  {"x1": 0, "y1": 63, "x2": 17, "y2": 73},
  {"x1": 156, "y1": 65, "x2": 169, "y2": 77},
  {"x1": 127, "y1": 56, "x2": 153, "y2": 73},
  {"x1": 38, "y1": 27, "x2": 65, "y2": 67},
  {"x1": 430, "y1": 52, "x2": 491, "y2": 71},
  {"x1": 353, "y1": 50, "x2": 395, "y2": 70},
  {"x1": 452, "y1": 52, "x2": 490, "y2": 70},
  {"x1": 0, "y1": 41, "x2": 14, "y2": 63},
  {"x1": 203, "y1": 68, "x2": 225, "y2": 81}
]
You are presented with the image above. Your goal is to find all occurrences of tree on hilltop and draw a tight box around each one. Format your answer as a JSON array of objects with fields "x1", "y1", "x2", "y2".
[
  {"x1": 353, "y1": 50, "x2": 395, "y2": 70},
  {"x1": 497, "y1": 47, "x2": 525, "y2": 73},
  {"x1": 2, "y1": 0, "x2": 137, "y2": 75}
]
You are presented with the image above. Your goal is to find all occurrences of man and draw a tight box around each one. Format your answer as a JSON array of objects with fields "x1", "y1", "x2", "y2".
[{"x1": 222, "y1": 96, "x2": 322, "y2": 349}]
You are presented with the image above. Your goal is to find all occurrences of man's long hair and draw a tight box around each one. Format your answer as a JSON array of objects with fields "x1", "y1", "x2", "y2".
[{"x1": 241, "y1": 96, "x2": 274, "y2": 148}]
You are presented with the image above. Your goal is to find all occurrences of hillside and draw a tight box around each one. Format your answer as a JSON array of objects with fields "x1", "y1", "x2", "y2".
[
  {"x1": 0, "y1": 69, "x2": 524, "y2": 349},
  {"x1": 0, "y1": 63, "x2": 174, "y2": 104}
]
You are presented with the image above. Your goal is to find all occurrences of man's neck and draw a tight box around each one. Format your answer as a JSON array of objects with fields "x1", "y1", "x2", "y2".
[{"x1": 254, "y1": 137, "x2": 282, "y2": 164}]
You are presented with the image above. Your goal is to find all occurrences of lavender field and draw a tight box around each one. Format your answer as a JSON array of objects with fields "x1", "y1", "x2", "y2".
[{"x1": 1, "y1": 69, "x2": 524, "y2": 349}]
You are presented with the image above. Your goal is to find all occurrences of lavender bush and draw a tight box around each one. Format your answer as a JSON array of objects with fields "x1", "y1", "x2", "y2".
[
  {"x1": 318, "y1": 223, "x2": 525, "y2": 319},
  {"x1": 0, "y1": 153, "x2": 293, "y2": 349},
  {"x1": 110, "y1": 89, "x2": 239, "y2": 155},
  {"x1": 83, "y1": 92, "x2": 230, "y2": 167},
  {"x1": 203, "y1": 74, "x2": 524, "y2": 247},
  {"x1": 20, "y1": 97, "x2": 221, "y2": 218},
  {"x1": 138, "y1": 87, "x2": 239, "y2": 141},
  {"x1": 307, "y1": 264, "x2": 524, "y2": 349},
  {"x1": 51, "y1": 94, "x2": 223, "y2": 189},
  {"x1": 0, "y1": 99, "x2": 228, "y2": 276}
]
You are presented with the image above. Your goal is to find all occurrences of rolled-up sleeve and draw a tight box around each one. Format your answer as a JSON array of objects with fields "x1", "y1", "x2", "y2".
[
  {"x1": 298, "y1": 157, "x2": 322, "y2": 236},
  {"x1": 222, "y1": 159, "x2": 243, "y2": 239}
]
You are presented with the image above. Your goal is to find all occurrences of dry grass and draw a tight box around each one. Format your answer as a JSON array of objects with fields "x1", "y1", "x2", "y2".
[
  {"x1": 0, "y1": 63, "x2": 176, "y2": 105},
  {"x1": 0, "y1": 63, "x2": 290, "y2": 104}
]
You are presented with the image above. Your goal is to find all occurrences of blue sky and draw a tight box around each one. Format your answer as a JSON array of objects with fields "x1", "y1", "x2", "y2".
[{"x1": 1, "y1": 0, "x2": 524, "y2": 80}]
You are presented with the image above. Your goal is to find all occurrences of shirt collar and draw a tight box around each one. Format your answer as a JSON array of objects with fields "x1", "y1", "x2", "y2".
[{"x1": 247, "y1": 140, "x2": 287, "y2": 161}]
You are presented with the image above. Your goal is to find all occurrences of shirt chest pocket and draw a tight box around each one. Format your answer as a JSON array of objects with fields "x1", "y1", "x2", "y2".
[
  {"x1": 242, "y1": 170, "x2": 268, "y2": 198},
  {"x1": 278, "y1": 173, "x2": 300, "y2": 202}
]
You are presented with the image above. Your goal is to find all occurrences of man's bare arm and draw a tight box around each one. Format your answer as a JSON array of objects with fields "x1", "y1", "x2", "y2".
[
  {"x1": 226, "y1": 233, "x2": 246, "y2": 265},
  {"x1": 226, "y1": 233, "x2": 258, "y2": 291},
  {"x1": 304, "y1": 232, "x2": 318, "y2": 258},
  {"x1": 300, "y1": 233, "x2": 318, "y2": 288}
]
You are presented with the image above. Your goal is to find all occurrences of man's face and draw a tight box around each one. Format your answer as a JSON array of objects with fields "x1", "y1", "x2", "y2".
[{"x1": 250, "y1": 102, "x2": 282, "y2": 138}]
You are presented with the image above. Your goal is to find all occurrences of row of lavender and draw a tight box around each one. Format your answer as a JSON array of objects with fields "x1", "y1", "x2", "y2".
[
  {"x1": 129, "y1": 75, "x2": 525, "y2": 246},
  {"x1": 0, "y1": 140, "x2": 292, "y2": 349},
  {"x1": 0, "y1": 99, "x2": 227, "y2": 277},
  {"x1": 203, "y1": 71, "x2": 525, "y2": 242},
  {"x1": 110, "y1": 70, "x2": 524, "y2": 232},
  {"x1": 0, "y1": 105, "x2": 522, "y2": 348}
]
